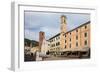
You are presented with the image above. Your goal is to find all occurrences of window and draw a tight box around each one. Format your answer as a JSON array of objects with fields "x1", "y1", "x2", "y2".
[
  {"x1": 76, "y1": 42, "x2": 78, "y2": 47},
  {"x1": 76, "y1": 35, "x2": 78, "y2": 40},
  {"x1": 70, "y1": 38, "x2": 71, "y2": 41},
  {"x1": 76, "y1": 29, "x2": 78, "y2": 32},
  {"x1": 84, "y1": 40, "x2": 87, "y2": 45},
  {"x1": 84, "y1": 32, "x2": 87, "y2": 37},
  {"x1": 56, "y1": 43, "x2": 57, "y2": 46},
  {"x1": 56, "y1": 42, "x2": 60, "y2": 46},
  {"x1": 56, "y1": 37, "x2": 57, "y2": 40},
  {"x1": 52, "y1": 44, "x2": 54, "y2": 47},
  {"x1": 65, "y1": 35, "x2": 66, "y2": 37},
  {"x1": 42, "y1": 33, "x2": 44, "y2": 35},
  {"x1": 58, "y1": 42, "x2": 60, "y2": 45},
  {"x1": 65, "y1": 45, "x2": 66, "y2": 48},
  {"x1": 52, "y1": 44, "x2": 55, "y2": 47},
  {"x1": 54, "y1": 44, "x2": 55, "y2": 47},
  {"x1": 65, "y1": 40, "x2": 66, "y2": 43},
  {"x1": 56, "y1": 37, "x2": 60, "y2": 40},
  {"x1": 53, "y1": 38, "x2": 55, "y2": 41},
  {"x1": 69, "y1": 44, "x2": 71, "y2": 48},
  {"x1": 51, "y1": 39, "x2": 53, "y2": 42},
  {"x1": 85, "y1": 25, "x2": 87, "y2": 29}
]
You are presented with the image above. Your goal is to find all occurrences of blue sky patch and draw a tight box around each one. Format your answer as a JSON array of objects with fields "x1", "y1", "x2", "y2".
[{"x1": 24, "y1": 11, "x2": 90, "y2": 41}]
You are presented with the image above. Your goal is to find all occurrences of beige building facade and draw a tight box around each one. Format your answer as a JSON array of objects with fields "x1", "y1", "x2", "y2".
[
  {"x1": 48, "y1": 33, "x2": 60, "y2": 53},
  {"x1": 48, "y1": 15, "x2": 90, "y2": 54},
  {"x1": 63, "y1": 21, "x2": 90, "y2": 52}
]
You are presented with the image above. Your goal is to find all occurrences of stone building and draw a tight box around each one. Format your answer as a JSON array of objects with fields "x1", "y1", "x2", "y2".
[
  {"x1": 41, "y1": 38, "x2": 50, "y2": 55},
  {"x1": 39, "y1": 31, "x2": 45, "y2": 51},
  {"x1": 47, "y1": 15, "x2": 90, "y2": 55}
]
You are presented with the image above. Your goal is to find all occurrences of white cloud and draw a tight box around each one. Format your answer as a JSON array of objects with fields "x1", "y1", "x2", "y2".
[
  {"x1": 24, "y1": 11, "x2": 90, "y2": 41},
  {"x1": 25, "y1": 29, "x2": 39, "y2": 41}
]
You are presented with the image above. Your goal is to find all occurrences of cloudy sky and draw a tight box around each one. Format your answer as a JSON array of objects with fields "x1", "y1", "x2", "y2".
[{"x1": 24, "y1": 11, "x2": 90, "y2": 41}]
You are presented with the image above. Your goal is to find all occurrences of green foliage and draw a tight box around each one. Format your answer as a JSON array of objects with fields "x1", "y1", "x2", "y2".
[{"x1": 24, "y1": 38, "x2": 39, "y2": 47}]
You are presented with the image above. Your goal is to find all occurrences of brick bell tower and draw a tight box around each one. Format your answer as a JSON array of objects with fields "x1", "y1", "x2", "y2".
[
  {"x1": 61, "y1": 15, "x2": 67, "y2": 33},
  {"x1": 60, "y1": 15, "x2": 67, "y2": 49},
  {"x1": 39, "y1": 31, "x2": 45, "y2": 52}
]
